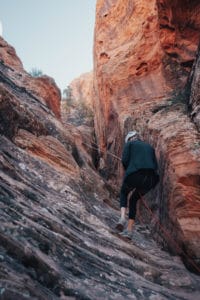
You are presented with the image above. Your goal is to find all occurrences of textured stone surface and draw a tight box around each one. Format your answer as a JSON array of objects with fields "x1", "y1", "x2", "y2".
[
  {"x1": 61, "y1": 72, "x2": 94, "y2": 128},
  {"x1": 26, "y1": 75, "x2": 61, "y2": 119},
  {"x1": 0, "y1": 134, "x2": 200, "y2": 299},
  {"x1": 0, "y1": 37, "x2": 61, "y2": 118},
  {"x1": 157, "y1": 0, "x2": 200, "y2": 69},
  {"x1": 0, "y1": 37, "x2": 23, "y2": 72},
  {"x1": 1, "y1": 35, "x2": 200, "y2": 299},
  {"x1": 70, "y1": 71, "x2": 94, "y2": 109},
  {"x1": 94, "y1": 0, "x2": 200, "y2": 270},
  {"x1": 189, "y1": 45, "x2": 200, "y2": 131},
  {"x1": 147, "y1": 104, "x2": 200, "y2": 268},
  {"x1": 94, "y1": 0, "x2": 200, "y2": 151}
]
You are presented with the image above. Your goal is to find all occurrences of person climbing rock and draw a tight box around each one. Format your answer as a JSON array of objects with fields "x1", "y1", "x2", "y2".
[{"x1": 116, "y1": 130, "x2": 159, "y2": 239}]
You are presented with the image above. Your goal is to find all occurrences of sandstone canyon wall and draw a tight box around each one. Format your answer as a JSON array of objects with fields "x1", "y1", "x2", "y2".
[
  {"x1": 189, "y1": 44, "x2": 200, "y2": 131},
  {"x1": 94, "y1": 0, "x2": 200, "y2": 270},
  {"x1": 1, "y1": 35, "x2": 200, "y2": 299},
  {"x1": 69, "y1": 71, "x2": 94, "y2": 110},
  {"x1": 2, "y1": 34, "x2": 200, "y2": 299}
]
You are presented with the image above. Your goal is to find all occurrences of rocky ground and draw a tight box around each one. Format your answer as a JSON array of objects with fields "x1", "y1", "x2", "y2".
[
  {"x1": 1, "y1": 136, "x2": 200, "y2": 300},
  {"x1": 1, "y1": 135, "x2": 200, "y2": 300}
]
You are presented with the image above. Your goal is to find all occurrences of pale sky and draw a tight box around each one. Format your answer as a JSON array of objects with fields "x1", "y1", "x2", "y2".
[{"x1": 0, "y1": 0, "x2": 96, "y2": 92}]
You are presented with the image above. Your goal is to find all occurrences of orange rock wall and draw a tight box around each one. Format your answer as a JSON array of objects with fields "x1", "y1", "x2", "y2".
[
  {"x1": 0, "y1": 37, "x2": 61, "y2": 118},
  {"x1": 28, "y1": 76, "x2": 61, "y2": 119},
  {"x1": 0, "y1": 38, "x2": 23, "y2": 72},
  {"x1": 94, "y1": 0, "x2": 200, "y2": 269},
  {"x1": 69, "y1": 71, "x2": 94, "y2": 109},
  {"x1": 94, "y1": 0, "x2": 200, "y2": 152}
]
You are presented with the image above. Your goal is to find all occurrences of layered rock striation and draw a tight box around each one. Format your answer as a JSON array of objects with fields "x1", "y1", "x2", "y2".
[
  {"x1": 1, "y1": 35, "x2": 200, "y2": 299},
  {"x1": 189, "y1": 44, "x2": 200, "y2": 131},
  {"x1": 0, "y1": 37, "x2": 61, "y2": 118},
  {"x1": 94, "y1": 0, "x2": 200, "y2": 150},
  {"x1": 94, "y1": 0, "x2": 200, "y2": 270}
]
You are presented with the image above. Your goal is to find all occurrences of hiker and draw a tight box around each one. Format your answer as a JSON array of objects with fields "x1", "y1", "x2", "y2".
[{"x1": 116, "y1": 130, "x2": 159, "y2": 239}]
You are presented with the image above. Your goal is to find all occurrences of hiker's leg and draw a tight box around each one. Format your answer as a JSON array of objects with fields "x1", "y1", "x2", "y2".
[
  {"x1": 120, "y1": 189, "x2": 140, "y2": 236},
  {"x1": 124, "y1": 171, "x2": 159, "y2": 233},
  {"x1": 116, "y1": 179, "x2": 134, "y2": 231},
  {"x1": 128, "y1": 171, "x2": 159, "y2": 222},
  {"x1": 139, "y1": 170, "x2": 159, "y2": 195},
  {"x1": 119, "y1": 180, "x2": 132, "y2": 217},
  {"x1": 127, "y1": 219, "x2": 135, "y2": 231},
  {"x1": 128, "y1": 189, "x2": 140, "y2": 222},
  {"x1": 120, "y1": 189, "x2": 138, "y2": 237},
  {"x1": 122, "y1": 173, "x2": 140, "y2": 232},
  {"x1": 120, "y1": 207, "x2": 126, "y2": 219}
]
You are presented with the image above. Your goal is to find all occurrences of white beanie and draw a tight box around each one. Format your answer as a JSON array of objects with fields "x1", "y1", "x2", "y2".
[{"x1": 125, "y1": 131, "x2": 138, "y2": 143}]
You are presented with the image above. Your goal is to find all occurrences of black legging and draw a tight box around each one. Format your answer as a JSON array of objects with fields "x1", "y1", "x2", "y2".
[{"x1": 120, "y1": 169, "x2": 159, "y2": 219}]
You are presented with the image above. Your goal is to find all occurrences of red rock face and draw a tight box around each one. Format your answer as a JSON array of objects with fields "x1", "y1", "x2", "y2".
[
  {"x1": 94, "y1": 0, "x2": 200, "y2": 149},
  {"x1": 0, "y1": 37, "x2": 23, "y2": 71},
  {"x1": 189, "y1": 45, "x2": 200, "y2": 131},
  {"x1": 27, "y1": 75, "x2": 61, "y2": 119},
  {"x1": 0, "y1": 37, "x2": 61, "y2": 118},
  {"x1": 70, "y1": 71, "x2": 94, "y2": 109},
  {"x1": 157, "y1": 0, "x2": 200, "y2": 68},
  {"x1": 94, "y1": 0, "x2": 200, "y2": 269}
]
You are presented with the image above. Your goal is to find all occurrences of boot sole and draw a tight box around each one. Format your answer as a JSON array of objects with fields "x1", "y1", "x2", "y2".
[{"x1": 115, "y1": 223, "x2": 124, "y2": 232}]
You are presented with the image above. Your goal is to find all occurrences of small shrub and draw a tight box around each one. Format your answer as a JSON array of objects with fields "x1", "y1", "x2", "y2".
[
  {"x1": 29, "y1": 68, "x2": 43, "y2": 77},
  {"x1": 62, "y1": 86, "x2": 74, "y2": 106}
]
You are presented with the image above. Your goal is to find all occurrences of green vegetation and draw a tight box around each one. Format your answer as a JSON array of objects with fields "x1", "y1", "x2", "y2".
[
  {"x1": 62, "y1": 86, "x2": 93, "y2": 126},
  {"x1": 29, "y1": 68, "x2": 43, "y2": 77},
  {"x1": 63, "y1": 86, "x2": 73, "y2": 101}
]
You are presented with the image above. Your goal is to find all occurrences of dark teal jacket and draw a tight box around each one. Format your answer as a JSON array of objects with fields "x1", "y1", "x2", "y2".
[{"x1": 122, "y1": 139, "x2": 158, "y2": 178}]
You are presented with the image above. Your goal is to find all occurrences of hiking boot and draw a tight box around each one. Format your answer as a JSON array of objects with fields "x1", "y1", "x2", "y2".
[
  {"x1": 115, "y1": 218, "x2": 126, "y2": 232},
  {"x1": 120, "y1": 229, "x2": 132, "y2": 239}
]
